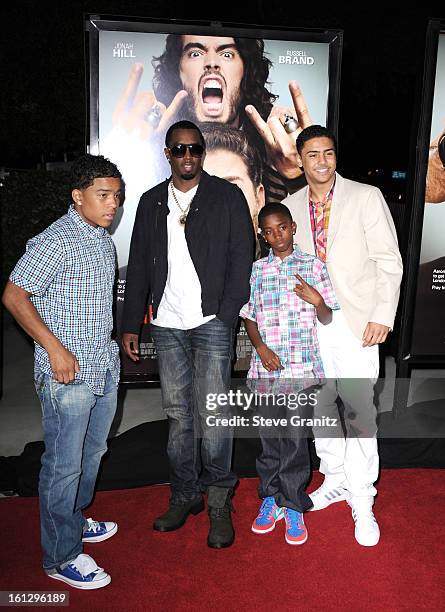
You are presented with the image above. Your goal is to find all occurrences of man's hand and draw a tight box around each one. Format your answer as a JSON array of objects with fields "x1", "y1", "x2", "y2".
[
  {"x1": 362, "y1": 322, "x2": 390, "y2": 347},
  {"x1": 245, "y1": 81, "x2": 313, "y2": 179},
  {"x1": 112, "y1": 64, "x2": 188, "y2": 140},
  {"x1": 294, "y1": 274, "x2": 322, "y2": 306},
  {"x1": 122, "y1": 332, "x2": 140, "y2": 362},
  {"x1": 257, "y1": 344, "x2": 283, "y2": 372},
  {"x1": 48, "y1": 345, "x2": 80, "y2": 384}
]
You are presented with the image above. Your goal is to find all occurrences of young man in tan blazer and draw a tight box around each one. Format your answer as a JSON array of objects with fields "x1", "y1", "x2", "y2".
[{"x1": 283, "y1": 125, "x2": 403, "y2": 546}]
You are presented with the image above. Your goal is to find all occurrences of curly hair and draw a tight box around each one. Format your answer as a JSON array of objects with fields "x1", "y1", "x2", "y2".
[
  {"x1": 70, "y1": 154, "x2": 122, "y2": 190},
  {"x1": 152, "y1": 34, "x2": 277, "y2": 153}
]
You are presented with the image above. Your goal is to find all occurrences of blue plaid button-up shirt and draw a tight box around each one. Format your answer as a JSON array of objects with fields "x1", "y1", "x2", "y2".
[{"x1": 10, "y1": 205, "x2": 120, "y2": 394}]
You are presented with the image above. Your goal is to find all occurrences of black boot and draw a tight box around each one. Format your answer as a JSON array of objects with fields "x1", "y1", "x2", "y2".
[
  {"x1": 153, "y1": 496, "x2": 204, "y2": 532},
  {"x1": 207, "y1": 486, "x2": 234, "y2": 549}
]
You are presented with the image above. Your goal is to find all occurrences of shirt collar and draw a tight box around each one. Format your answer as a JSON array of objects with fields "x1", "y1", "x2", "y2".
[
  {"x1": 68, "y1": 204, "x2": 107, "y2": 238},
  {"x1": 309, "y1": 176, "x2": 336, "y2": 207},
  {"x1": 267, "y1": 244, "x2": 302, "y2": 264}
]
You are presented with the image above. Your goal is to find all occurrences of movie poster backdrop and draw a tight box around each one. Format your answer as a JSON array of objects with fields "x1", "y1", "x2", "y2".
[
  {"x1": 88, "y1": 20, "x2": 340, "y2": 379},
  {"x1": 411, "y1": 31, "x2": 445, "y2": 355}
]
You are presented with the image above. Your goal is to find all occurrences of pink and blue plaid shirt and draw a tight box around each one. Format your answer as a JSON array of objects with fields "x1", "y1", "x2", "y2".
[{"x1": 240, "y1": 246, "x2": 339, "y2": 391}]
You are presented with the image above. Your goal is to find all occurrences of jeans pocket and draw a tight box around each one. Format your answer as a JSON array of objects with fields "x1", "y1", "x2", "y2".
[
  {"x1": 49, "y1": 379, "x2": 94, "y2": 417},
  {"x1": 34, "y1": 370, "x2": 49, "y2": 399}
]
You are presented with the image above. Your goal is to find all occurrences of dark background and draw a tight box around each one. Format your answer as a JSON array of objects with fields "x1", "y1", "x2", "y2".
[{"x1": 1, "y1": 4, "x2": 442, "y2": 174}]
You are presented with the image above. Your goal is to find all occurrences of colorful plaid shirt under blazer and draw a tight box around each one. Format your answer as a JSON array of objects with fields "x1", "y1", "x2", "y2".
[{"x1": 240, "y1": 245, "x2": 339, "y2": 394}]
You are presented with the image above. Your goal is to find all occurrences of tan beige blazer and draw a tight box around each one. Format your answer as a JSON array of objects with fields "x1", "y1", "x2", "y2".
[{"x1": 283, "y1": 173, "x2": 403, "y2": 339}]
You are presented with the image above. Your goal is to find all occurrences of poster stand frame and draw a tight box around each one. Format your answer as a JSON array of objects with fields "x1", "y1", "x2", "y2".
[{"x1": 395, "y1": 19, "x2": 445, "y2": 412}]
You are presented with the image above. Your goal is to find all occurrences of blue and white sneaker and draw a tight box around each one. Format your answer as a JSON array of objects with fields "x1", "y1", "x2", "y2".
[
  {"x1": 251, "y1": 496, "x2": 284, "y2": 534},
  {"x1": 283, "y1": 508, "x2": 308, "y2": 545},
  {"x1": 82, "y1": 518, "x2": 118, "y2": 543},
  {"x1": 47, "y1": 553, "x2": 111, "y2": 590}
]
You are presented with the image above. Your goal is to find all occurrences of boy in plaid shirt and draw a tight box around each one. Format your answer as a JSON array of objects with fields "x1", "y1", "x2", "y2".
[
  {"x1": 2, "y1": 155, "x2": 122, "y2": 589},
  {"x1": 240, "y1": 202, "x2": 338, "y2": 545}
]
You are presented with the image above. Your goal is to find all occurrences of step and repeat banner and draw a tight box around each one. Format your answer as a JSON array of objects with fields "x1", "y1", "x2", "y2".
[{"x1": 87, "y1": 17, "x2": 342, "y2": 380}]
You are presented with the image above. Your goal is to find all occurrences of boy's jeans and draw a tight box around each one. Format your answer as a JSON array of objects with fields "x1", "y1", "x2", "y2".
[{"x1": 35, "y1": 370, "x2": 117, "y2": 570}]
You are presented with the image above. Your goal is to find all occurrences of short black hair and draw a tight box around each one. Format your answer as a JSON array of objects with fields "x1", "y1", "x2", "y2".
[
  {"x1": 165, "y1": 120, "x2": 205, "y2": 148},
  {"x1": 201, "y1": 123, "x2": 263, "y2": 188},
  {"x1": 258, "y1": 203, "x2": 293, "y2": 228},
  {"x1": 296, "y1": 125, "x2": 337, "y2": 155},
  {"x1": 70, "y1": 154, "x2": 122, "y2": 190}
]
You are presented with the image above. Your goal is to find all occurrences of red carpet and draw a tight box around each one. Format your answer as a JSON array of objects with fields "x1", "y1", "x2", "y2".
[{"x1": 0, "y1": 470, "x2": 444, "y2": 611}]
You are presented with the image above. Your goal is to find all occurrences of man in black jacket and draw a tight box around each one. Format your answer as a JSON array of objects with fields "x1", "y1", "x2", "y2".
[{"x1": 122, "y1": 120, "x2": 253, "y2": 548}]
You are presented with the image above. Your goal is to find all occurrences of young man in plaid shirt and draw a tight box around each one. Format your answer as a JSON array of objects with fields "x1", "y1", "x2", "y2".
[
  {"x1": 2, "y1": 155, "x2": 122, "y2": 590},
  {"x1": 240, "y1": 202, "x2": 338, "y2": 545}
]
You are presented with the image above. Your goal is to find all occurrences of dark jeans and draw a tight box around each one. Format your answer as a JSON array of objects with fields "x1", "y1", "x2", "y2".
[
  {"x1": 256, "y1": 401, "x2": 313, "y2": 512},
  {"x1": 151, "y1": 318, "x2": 236, "y2": 502}
]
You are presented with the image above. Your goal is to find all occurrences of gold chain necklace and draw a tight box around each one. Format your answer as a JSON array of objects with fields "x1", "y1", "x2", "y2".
[{"x1": 170, "y1": 181, "x2": 195, "y2": 225}]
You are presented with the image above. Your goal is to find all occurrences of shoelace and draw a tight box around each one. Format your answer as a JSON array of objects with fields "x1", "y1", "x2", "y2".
[
  {"x1": 259, "y1": 497, "x2": 276, "y2": 519},
  {"x1": 351, "y1": 507, "x2": 376, "y2": 524},
  {"x1": 284, "y1": 509, "x2": 303, "y2": 531},
  {"x1": 85, "y1": 519, "x2": 101, "y2": 533}
]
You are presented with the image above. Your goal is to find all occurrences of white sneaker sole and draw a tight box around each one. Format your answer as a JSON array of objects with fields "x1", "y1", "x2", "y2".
[
  {"x1": 48, "y1": 572, "x2": 111, "y2": 590},
  {"x1": 82, "y1": 523, "x2": 118, "y2": 543},
  {"x1": 251, "y1": 514, "x2": 284, "y2": 534}
]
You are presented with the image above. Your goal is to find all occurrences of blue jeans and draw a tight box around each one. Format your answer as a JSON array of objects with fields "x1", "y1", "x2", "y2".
[
  {"x1": 151, "y1": 318, "x2": 237, "y2": 501},
  {"x1": 35, "y1": 370, "x2": 117, "y2": 570}
]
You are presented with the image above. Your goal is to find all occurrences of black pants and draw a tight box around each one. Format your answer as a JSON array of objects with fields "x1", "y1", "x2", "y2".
[{"x1": 256, "y1": 398, "x2": 314, "y2": 512}]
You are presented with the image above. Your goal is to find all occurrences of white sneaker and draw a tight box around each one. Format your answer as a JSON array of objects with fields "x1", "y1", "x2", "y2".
[
  {"x1": 309, "y1": 481, "x2": 350, "y2": 511},
  {"x1": 349, "y1": 497, "x2": 380, "y2": 546},
  {"x1": 47, "y1": 553, "x2": 111, "y2": 590}
]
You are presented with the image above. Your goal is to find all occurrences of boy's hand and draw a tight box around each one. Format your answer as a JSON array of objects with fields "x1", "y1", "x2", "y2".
[
  {"x1": 49, "y1": 345, "x2": 80, "y2": 384},
  {"x1": 294, "y1": 274, "x2": 323, "y2": 306},
  {"x1": 257, "y1": 344, "x2": 284, "y2": 371}
]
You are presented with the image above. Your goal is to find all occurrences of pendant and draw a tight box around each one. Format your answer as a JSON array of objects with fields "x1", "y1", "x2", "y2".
[{"x1": 179, "y1": 214, "x2": 187, "y2": 225}]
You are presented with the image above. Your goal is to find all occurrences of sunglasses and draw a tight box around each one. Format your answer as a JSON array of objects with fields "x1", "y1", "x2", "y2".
[{"x1": 169, "y1": 143, "x2": 205, "y2": 158}]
